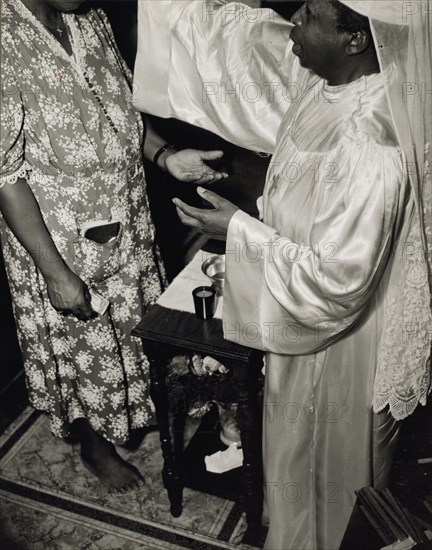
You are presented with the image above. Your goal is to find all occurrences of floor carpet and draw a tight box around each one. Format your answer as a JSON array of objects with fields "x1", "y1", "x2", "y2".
[
  {"x1": 1, "y1": 383, "x2": 431, "y2": 550},
  {"x1": 0, "y1": 407, "x2": 259, "y2": 550}
]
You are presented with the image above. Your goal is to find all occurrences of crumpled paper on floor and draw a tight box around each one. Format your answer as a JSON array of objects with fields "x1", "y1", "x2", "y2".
[{"x1": 205, "y1": 444, "x2": 243, "y2": 473}]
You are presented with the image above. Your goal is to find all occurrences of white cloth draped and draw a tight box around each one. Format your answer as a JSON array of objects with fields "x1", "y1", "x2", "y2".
[
  {"x1": 339, "y1": 0, "x2": 408, "y2": 25},
  {"x1": 134, "y1": 0, "x2": 292, "y2": 153},
  {"x1": 134, "y1": 2, "x2": 419, "y2": 548}
]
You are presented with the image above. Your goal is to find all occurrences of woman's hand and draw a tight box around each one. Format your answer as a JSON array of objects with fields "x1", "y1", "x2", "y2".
[
  {"x1": 46, "y1": 269, "x2": 96, "y2": 321},
  {"x1": 172, "y1": 187, "x2": 239, "y2": 241},
  {"x1": 0, "y1": 179, "x2": 95, "y2": 321},
  {"x1": 165, "y1": 149, "x2": 229, "y2": 184}
]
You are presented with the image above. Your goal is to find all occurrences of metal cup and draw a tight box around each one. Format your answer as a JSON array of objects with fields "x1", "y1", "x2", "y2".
[{"x1": 201, "y1": 254, "x2": 226, "y2": 296}]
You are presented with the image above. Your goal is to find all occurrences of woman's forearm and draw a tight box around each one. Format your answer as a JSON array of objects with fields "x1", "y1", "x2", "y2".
[
  {"x1": 142, "y1": 116, "x2": 176, "y2": 170},
  {"x1": 142, "y1": 117, "x2": 227, "y2": 183},
  {"x1": 0, "y1": 178, "x2": 69, "y2": 281}
]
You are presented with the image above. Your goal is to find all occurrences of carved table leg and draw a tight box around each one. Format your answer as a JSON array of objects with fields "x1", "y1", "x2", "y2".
[
  {"x1": 145, "y1": 344, "x2": 183, "y2": 518},
  {"x1": 233, "y1": 356, "x2": 264, "y2": 543}
]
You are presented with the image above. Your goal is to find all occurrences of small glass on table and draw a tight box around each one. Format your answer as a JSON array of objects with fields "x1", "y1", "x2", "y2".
[{"x1": 192, "y1": 286, "x2": 216, "y2": 320}]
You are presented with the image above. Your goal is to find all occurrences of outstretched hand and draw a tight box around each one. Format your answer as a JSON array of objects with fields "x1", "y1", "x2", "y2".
[
  {"x1": 165, "y1": 149, "x2": 229, "y2": 184},
  {"x1": 172, "y1": 187, "x2": 239, "y2": 241}
]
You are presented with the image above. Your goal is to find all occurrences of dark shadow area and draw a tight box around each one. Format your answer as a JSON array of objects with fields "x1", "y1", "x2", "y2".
[{"x1": 0, "y1": 248, "x2": 22, "y2": 389}]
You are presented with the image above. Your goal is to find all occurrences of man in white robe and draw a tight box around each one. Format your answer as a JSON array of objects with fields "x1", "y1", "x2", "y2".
[{"x1": 134, "y1": 1, "x2": 431, "y2": 548}]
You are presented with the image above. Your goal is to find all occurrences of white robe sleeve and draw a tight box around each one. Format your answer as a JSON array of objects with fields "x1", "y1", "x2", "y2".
[
  {"x1": 134, "y1": 0, "x2": 294, "y2": 153},
  {"x1": 222, "y1": 142, "x2": 406, "y2": 354}
]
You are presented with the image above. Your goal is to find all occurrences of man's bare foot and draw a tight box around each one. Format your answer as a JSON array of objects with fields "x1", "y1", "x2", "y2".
[{"x1": 72, "y1": 419, "x2": 144, "y2": 494}]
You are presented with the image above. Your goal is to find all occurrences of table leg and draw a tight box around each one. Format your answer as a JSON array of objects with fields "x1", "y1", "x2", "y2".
[
  {"x1": 146, "y1": 348, "x2": 183, "y2": 518},
  {"x1": 233, "y1": 358, "x2": 264, "y2": 543}
]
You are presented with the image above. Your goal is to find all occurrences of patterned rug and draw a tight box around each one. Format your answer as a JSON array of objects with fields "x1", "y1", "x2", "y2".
[
  {"x1": 1, "y1": 397, "x2": 431, "y2": 549},
  {"x1": 0, "y1": 408, "x2": 259, "y2": 549}
]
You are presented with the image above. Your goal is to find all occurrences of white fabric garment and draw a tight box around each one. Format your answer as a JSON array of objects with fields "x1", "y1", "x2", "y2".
[
  {"x1": 134, "y1": 1, "x2": 431, "y2": 548},
  {"x1": 134, "y1": 0, "x2": 292, "y2": 153},
  {"x1": 339, "y1": 0, "x2": 411, "y2": 25},
  {"x1": 222, "y1": 53, "x2": 405, "y2": 550},
  {"x1": 341, "y1": 1, "x2": 432, "y2": 420}
]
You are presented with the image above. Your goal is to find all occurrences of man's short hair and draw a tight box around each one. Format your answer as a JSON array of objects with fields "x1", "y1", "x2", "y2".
[{"x1": 331, "y1": 0, "x2": 372, "y2": 37}]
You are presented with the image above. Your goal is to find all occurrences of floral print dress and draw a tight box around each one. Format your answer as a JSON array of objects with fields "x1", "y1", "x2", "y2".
[{"x1": 0, "y1": 0, "x2": 165, "y2": 443}]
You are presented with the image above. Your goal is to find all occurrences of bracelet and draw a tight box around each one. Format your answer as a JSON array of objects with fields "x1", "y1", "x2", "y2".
[{"x1": 153, "y1": 143, "x2": 176, "y2": 167}]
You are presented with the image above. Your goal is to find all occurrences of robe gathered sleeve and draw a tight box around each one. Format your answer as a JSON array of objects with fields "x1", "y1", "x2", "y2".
[
  {"x1": 134, "y1": 0, "x2": 293, "y2": 153},
  {"x1": 0, "y1": 54, "x2": 29, "y2": 187},
  {"x1": 223, "y1": 141, "x2": 405, "y2": 354}
]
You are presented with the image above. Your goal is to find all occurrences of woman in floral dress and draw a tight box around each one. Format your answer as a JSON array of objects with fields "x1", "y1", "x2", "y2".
[{"x1": 0, "y1": 0, "x2": 226, "y2": 492}]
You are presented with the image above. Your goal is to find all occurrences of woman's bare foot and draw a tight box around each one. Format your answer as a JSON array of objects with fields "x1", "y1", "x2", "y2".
[{"x1": 72, "y1": 419, "x2": 144, "y2": 494}]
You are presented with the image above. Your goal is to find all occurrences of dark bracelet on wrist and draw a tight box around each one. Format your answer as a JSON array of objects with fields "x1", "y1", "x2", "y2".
[{"x1": 153, "y1": 143, "x2": 176, "y2": 167}]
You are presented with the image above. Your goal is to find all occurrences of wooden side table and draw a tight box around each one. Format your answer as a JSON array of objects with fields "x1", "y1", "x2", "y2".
[{"x1": 132, "y1": 304, "x2": 264, "y2": 542}]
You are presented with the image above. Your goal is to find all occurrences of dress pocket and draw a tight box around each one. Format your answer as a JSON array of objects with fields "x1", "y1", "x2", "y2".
[{"x1": 72, "y1": 230, "x2": 122, "y2": 284}]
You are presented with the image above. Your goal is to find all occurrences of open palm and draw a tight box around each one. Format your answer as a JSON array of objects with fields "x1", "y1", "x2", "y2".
[{"x1": 165, "y1": 149, "x2": 228, "y2": 184}]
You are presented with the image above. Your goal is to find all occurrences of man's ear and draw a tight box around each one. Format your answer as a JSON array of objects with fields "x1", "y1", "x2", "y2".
[{"x1": 345, "y1": 30, "x2": 370, "y2": 56}]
